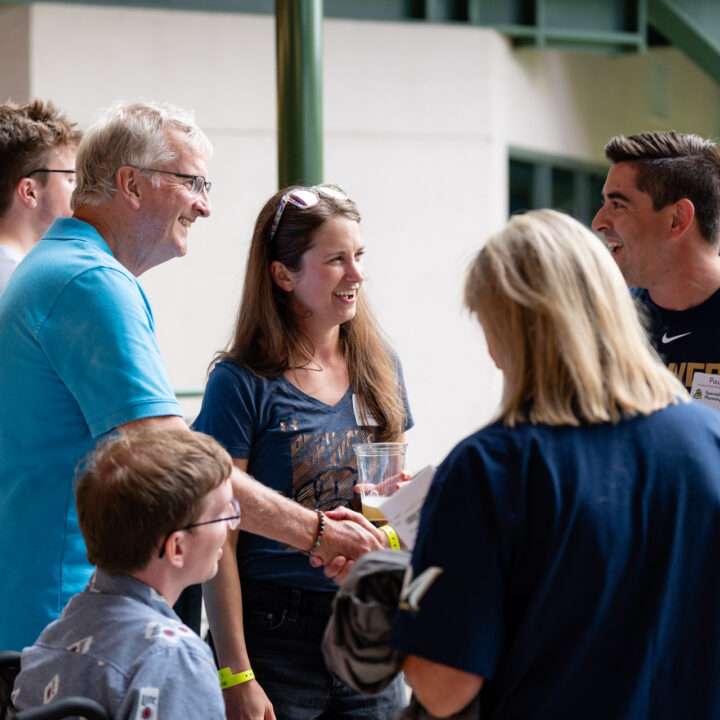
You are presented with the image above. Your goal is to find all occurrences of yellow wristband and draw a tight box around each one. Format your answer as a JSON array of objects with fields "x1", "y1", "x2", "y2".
[
  {"x1": 379, "y1": 524, "x2": 401, "y2": 550},
  {"x1": 218, "y1": 667, "x2": 255, "y2": 689}
]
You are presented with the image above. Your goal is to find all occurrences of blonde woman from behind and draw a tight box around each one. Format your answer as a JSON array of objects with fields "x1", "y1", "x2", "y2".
[{"x1": 394, "y1": 209, "x2": 720, "y2": 720}]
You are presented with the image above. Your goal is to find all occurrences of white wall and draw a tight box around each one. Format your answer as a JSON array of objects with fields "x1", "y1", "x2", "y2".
[{"x1": 1, "y1": 3, "x2": 719, "y2": 468}]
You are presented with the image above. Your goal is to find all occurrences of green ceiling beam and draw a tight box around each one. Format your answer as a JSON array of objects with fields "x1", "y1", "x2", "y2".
[
  {"x1": 648, "y1": 0, "x2": 720, "y2": 86},
  {"x1": 4, "y1": 0, "x2": 720, "y2": 90}
]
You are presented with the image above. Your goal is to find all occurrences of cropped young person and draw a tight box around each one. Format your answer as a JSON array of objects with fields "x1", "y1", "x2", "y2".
[
  {"x1": 13, "y1": 429, "x2": 236, "y2": 719},
  {"x1": 0, "y1": 99, "x2": 81, "y2": 292},
  {"x1": 395, "y1": 210, "x2": 720, "y2": 719},
  {"x1": 194, "y1": 185, "x2": 412, "y2": 719}
]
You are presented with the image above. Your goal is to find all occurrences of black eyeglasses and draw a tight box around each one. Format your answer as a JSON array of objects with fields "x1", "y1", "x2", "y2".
[
  {"x1": 136, "y1": 167, "x2": 212, "y2": 195},
  {"x1": 27, "y1": 169, "x2": 75, "y2": 177},
  {"x1": 158, "y1": 497, "x2": 240, "y2": 558}
]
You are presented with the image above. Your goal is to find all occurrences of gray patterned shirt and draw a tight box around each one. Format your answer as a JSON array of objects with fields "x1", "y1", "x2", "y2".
[{"x1": 13, "y1": 570, "x2": 225, "y2": 719}]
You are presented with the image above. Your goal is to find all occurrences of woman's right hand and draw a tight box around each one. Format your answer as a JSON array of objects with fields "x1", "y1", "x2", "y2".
[
  {"x1": 354, "y1": 469, "x2": 413, "y2": 496},
  {"x1": 223, "y1": 679, "x2": 276, "y2": 720}
]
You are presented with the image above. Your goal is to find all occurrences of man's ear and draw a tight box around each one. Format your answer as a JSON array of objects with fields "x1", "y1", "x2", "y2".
[
  {"x1": 162, "y1": 531, "x2": 187, "y2": 569},
  {"x1": 271, "y1": 260, "x2": 294, "y2": 292},
  {"x1": 670, "y1": 198, "x2": 695, "y2": 238},
  {"x1": 115, "y1": 165, "x2": 142, "y2": 210},
  {"x1": 16, "y1": 178, "x2": 38, "y2": 209}
]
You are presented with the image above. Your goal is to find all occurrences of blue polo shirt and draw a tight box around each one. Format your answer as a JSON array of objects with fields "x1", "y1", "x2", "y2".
[{"x1": 0, "y1": 218, "x2": 180, "y2": 650}]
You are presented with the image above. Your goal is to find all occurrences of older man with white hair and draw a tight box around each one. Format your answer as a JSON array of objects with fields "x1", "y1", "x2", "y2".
[
  {"x1": 0, "y1": 102, "x2": 211, "y2": 651},
  {"x1": 0, "y1": 102, "x2": 383, "y2": 652}
]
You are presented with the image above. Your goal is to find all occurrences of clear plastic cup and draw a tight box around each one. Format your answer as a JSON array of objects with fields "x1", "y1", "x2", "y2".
[{"x1": 353, "y1": 442, "x2": 407, "y2": 522}]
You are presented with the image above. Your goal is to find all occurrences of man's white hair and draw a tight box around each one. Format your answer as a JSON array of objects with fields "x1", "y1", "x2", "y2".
[{"x1": 71, "y1": 100, "x2": 213, "y2": 210}]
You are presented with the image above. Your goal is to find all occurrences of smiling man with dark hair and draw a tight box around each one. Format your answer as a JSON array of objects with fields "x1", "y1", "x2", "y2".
[{"x1": 592, "y1": 131, "x2": 720, "y2": 393}]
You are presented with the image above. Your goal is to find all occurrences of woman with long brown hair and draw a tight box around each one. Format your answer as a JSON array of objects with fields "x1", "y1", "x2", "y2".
[{"x1": 194, "y1": 184, "x2": 411, "y2": 719}]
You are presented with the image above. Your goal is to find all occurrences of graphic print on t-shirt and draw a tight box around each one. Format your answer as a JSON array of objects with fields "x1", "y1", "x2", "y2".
[
  {"x1": 290, "y1": 429, "x2": 373, "y2": 515},
  {"x1": 668, "y1": 361, "x2": 720, "y2": 389}
]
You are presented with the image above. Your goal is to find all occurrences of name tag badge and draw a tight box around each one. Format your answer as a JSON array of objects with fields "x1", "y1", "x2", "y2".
[
  {"x1": 690, "y1": 371, "x2": 720, "y2": 411},
  {"x1": 352, "y1": 394, "x2": 379, "y2": 426}
]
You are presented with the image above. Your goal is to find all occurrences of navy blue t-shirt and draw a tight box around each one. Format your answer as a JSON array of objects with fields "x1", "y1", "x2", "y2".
[
  {"x1": 194, "y1": 359, "x2": 413, "y2": 592},
  {"x1": 393, "y1": 401, "x2": 720, "y2": 719}
]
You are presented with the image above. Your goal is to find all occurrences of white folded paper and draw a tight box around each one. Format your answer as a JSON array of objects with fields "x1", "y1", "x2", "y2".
[{"x1": 376, "y1": 464, "x2": 435, "y2": 549}]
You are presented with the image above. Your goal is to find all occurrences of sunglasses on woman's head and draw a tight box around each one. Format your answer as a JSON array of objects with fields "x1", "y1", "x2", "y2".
[{"x1": 269, "y1": 184, "x2": 347, "y2": 240}]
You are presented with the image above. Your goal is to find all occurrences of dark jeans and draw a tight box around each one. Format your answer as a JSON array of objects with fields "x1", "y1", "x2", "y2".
[{"x1": 241, "y1": 579, "x2": 407, "y2": 720}]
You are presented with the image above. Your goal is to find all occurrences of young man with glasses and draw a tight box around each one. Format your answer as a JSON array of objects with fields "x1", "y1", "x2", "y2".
[
  {"x1": 12, "y1": 428, "x2": 235, "y2": 719},
  {"x1": 0, "y1": 99, "x2": 81, "y2": 293}
]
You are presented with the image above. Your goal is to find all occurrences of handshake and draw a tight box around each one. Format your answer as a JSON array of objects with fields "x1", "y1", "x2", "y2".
[
  {"x1": 306, "y1": 505, "x2": 390, "y2": 584},
  {"x1": 305, "y1": 468, "x2": 414, "y2": 583}
]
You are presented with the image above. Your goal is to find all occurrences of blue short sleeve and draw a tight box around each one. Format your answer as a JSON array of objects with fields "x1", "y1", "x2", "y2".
[
  {"x1": 192, "y1": 362, "x2": 258, "y2": 458},
  {"x1": 38, "y1": 267, "x2": 180, "y2": 437},
  {"x1": 396, "y1": 356, "x2": 414, "y2": 432}
]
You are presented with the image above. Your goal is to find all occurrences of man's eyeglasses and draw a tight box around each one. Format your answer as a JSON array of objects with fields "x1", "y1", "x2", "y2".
[
  {"x1": 270, "y1": 184, "x2": 346, "y2": 240},
  {"x1": 158, "y1": 497, "x2": 240, "y2": 558},
  {"x1": 136, "y1": 167, "x2": 212, "y2": 195},
  {"x1": 27, "y1": 169, "x2": 76, "y2": 177}
]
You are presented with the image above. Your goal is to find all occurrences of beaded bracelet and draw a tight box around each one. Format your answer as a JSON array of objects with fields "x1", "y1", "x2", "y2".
[
  {"x1": 218, "y1": 667, "x2": 255, "y2": 689},
  {"x1": 302, "y1": 509, "x2": 326, "y2": 556}
]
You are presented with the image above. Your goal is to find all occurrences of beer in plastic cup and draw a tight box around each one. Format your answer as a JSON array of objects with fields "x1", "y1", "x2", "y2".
[{"x1": 353, "y1": 442, "x2": 407, "y2": 522}]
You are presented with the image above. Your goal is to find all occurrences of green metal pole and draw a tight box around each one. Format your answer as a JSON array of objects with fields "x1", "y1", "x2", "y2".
[{"x1": 275, "y1": 0, "x2": 323, "y2": 189}]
